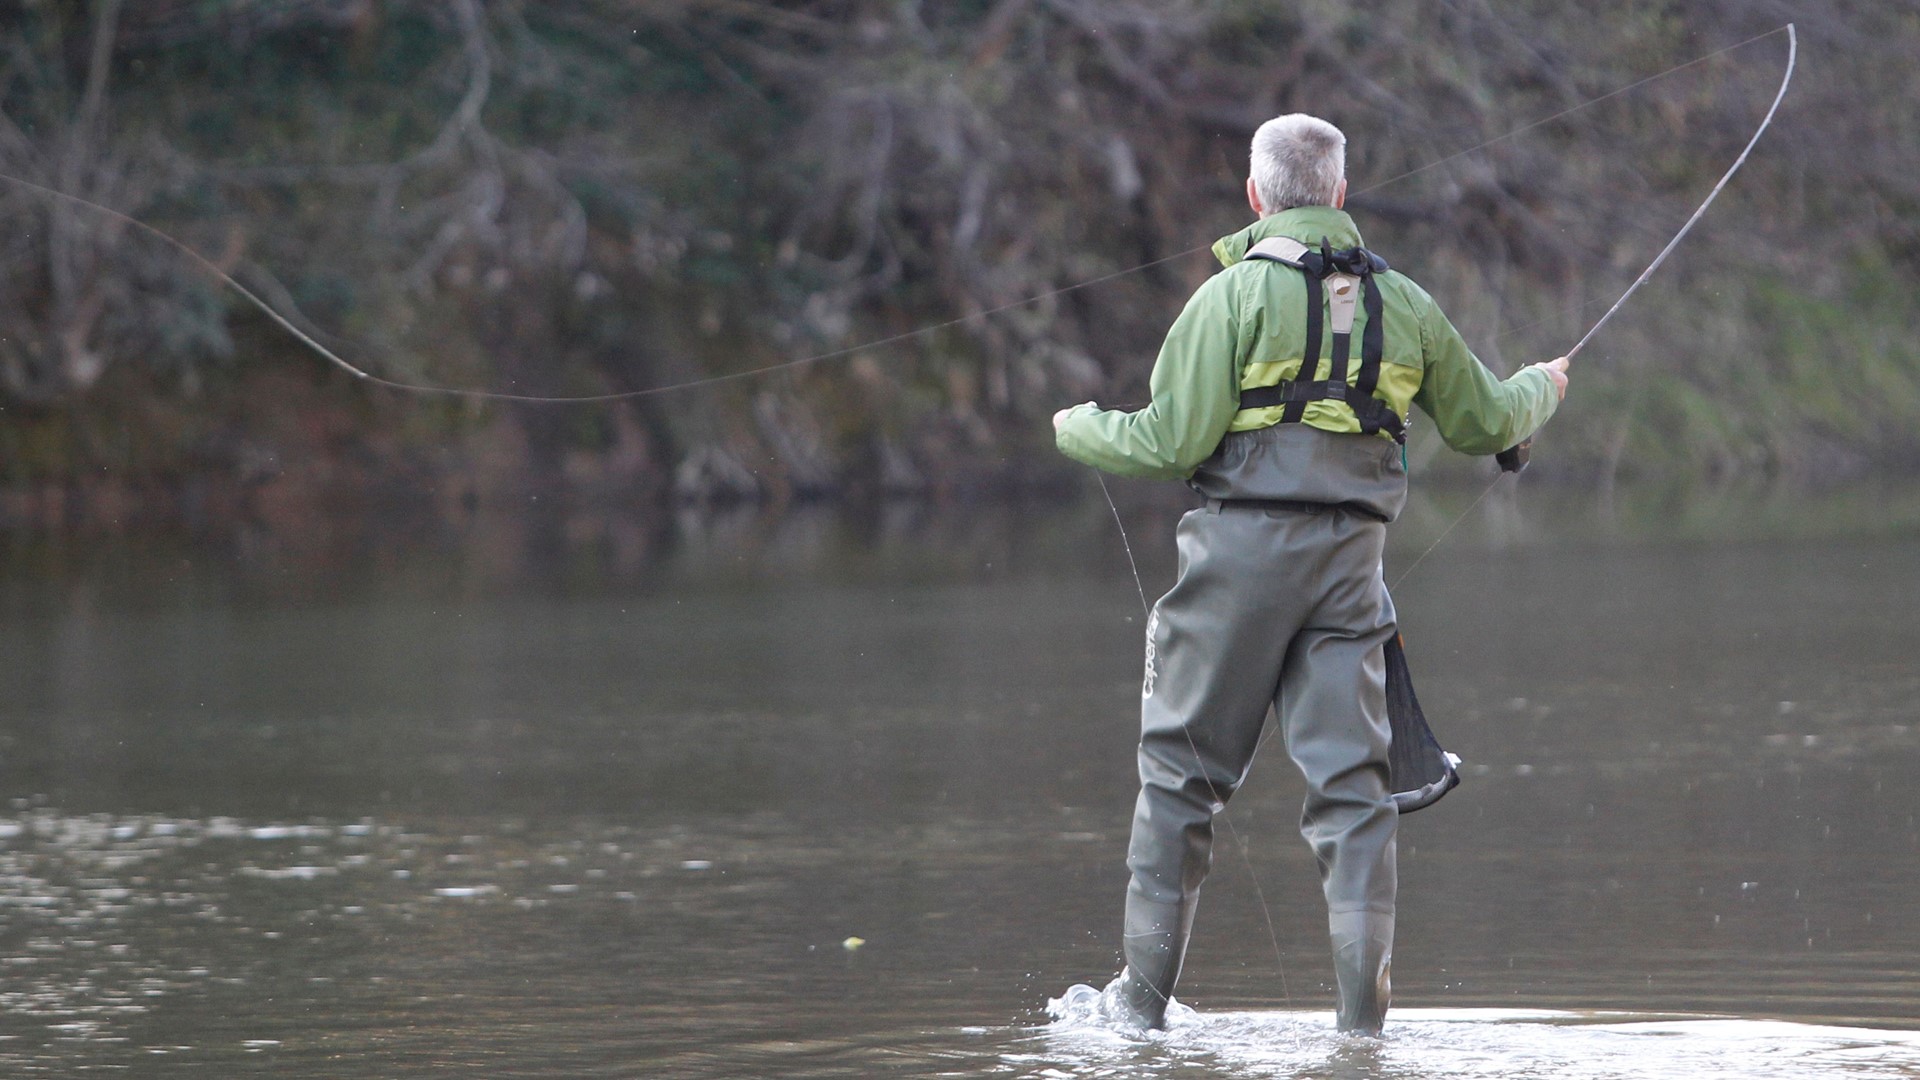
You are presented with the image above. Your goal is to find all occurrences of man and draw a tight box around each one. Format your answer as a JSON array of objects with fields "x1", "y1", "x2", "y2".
[{"x1": 1053, "y1": 114, "x2": 1569, "y2": 1034}]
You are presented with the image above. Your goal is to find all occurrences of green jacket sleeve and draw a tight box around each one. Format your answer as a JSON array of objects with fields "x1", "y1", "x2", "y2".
[
  {"x1": 1054, "y1": 272, "x2": 1242, "y2": 479},
  {"x1": 1412, "y1": 293, "x2": 1559, "y2": 455}
]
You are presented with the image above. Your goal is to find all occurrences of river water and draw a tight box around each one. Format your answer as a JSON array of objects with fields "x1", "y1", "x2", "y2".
[{"x1": 1, "y1": 478, "x2": 1917, "y2": 1077}]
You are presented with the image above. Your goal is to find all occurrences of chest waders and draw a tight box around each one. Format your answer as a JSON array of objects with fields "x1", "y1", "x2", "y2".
[{"x1": 1242, "y1": 235, "x2": 1462, "y2": 815}]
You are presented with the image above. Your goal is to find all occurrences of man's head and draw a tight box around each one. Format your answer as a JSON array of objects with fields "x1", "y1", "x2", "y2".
[{"x1": 1247, "y1": 114, "x2": 1347, "y2": 217}]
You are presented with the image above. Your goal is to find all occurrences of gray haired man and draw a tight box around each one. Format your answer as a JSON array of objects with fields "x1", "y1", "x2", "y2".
[{"x1": 1055, "y1": 114, "x2": 1568, "y2": 1033}]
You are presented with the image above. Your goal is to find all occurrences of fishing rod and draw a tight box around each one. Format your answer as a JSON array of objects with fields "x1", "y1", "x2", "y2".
[
  {"x1": 1494, "y1": 22, "x2": 1797, "y2": 474},
  {"x1": 1100, "y1": 24, "x2": 1797, "y2": 597}
]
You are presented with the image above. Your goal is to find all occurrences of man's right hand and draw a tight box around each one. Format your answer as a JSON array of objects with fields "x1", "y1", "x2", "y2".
[{"x1": 1535, "y1": 356, "x2": 1570, "y2": 400}]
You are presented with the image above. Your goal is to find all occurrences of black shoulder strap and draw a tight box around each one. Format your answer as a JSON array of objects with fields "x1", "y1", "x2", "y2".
[{"x1": 1288, "y1": 271, "x2": 1324, "y2": 426}]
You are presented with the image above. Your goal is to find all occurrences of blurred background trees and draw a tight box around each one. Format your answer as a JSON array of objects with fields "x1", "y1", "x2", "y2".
[{"x1": 0, "y1": 0, "x2": 1915, "y2": 519}]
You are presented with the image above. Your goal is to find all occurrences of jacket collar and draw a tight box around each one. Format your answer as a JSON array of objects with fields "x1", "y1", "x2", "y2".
[{"x1": 1212, "y1": 206, "x2": 1365, "y2": 267}]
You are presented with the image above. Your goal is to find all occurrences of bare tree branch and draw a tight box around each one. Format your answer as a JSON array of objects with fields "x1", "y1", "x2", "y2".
[{"x1": 47, "y1": 0, "x2": 125, "y2": 391}]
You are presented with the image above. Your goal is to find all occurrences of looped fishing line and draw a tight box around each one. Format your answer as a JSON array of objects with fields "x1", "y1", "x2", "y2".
[
  {"x1": 0, "y1": 22, "x2": 1795, "y2": 1002},
  {"x1": 0, "y1": 26, "x2": 1791, "y2": 407}
]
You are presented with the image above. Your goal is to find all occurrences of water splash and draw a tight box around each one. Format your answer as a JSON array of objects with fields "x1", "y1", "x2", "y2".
[
  {"x1": 1016, "y1": 1007, "x2": 1920, "y2": 1079},
  {"x1": 1045, "y1": 980, "x2": 1199, "y2": 1039}
]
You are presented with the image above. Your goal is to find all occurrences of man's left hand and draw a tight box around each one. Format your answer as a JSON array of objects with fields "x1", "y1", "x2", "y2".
[{"x1": 1053, "y1": 402, "x2": 1095, "y2": 432}]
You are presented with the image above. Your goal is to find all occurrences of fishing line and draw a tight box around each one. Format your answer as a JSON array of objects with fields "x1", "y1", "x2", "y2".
[
  {"x1": 0, "y1": 165, "x2": 1195, "y2": 404},
  {"x1": 2, "y1": 21, "x2": 1791, "y2": 1012},
  {"x1": 1223, "y1": 718, "x2": 1292, "y2": 1007},
  {"x1": 1345, "y1": 23, "x2": 1791, "y2": 203},
  {"x1": 1386, "y1": 472, "x2": 1505, "y2": 591},
  {"x1": 1097, "y1": 472, "x2": 1148, "y2": 616},
  {"x1": 0, "y1": 25, "x2": 1789, "y2": 406}
]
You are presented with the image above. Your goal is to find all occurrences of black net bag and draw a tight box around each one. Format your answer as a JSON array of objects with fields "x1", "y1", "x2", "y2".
[{"x1": 1385, "y1": 634, "x2": 1460, "y2": 814}]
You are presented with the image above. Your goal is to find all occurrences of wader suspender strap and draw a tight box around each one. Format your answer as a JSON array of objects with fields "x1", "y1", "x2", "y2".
[
  {"x1": 1241, "y1": 236, "x2": 1406, "y2": 443},
  {"x1": 1289, "y1": 269, "x2": 1324, "y2": 425}
]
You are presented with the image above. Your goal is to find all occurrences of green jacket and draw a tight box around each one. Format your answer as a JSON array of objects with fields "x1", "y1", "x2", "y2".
[{"x1": 1055, "y1": 206, "x2": 1558, "y2": 482}]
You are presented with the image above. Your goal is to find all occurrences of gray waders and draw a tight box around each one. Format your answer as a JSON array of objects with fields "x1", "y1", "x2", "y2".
[{"x1": 1107, "y1": 499, "x2": 1398, "y2": 1033}]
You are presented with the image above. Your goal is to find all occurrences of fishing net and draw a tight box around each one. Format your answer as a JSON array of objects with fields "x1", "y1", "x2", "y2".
[{"x1": 1385, "y1": 634, "x2": 1460, "y2": 813}]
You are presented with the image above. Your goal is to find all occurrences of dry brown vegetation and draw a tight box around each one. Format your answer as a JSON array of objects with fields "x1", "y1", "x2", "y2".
[{"x1": 0, "y1": 0, "x2": 1915, "y2": 522}]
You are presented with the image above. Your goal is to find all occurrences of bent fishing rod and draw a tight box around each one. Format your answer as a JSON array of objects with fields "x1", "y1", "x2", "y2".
[
  {"x1": 0, "y1": 26, "x2": 1794, "y2": 415},
  {"x1": 1493, "y1": 22, "x2": 1796, "y2": 474},
  {"x1": 1098, "y1": 25, "x2": 1796, "y2": 602},
  {"x1": 1376, "y1": 23, "x2": 1797, "y2": 592}
]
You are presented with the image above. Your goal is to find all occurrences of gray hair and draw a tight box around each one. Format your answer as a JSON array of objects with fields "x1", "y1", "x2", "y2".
[{"x1": 1249, "y1": 114, "x2": 1346, "y2": 212}]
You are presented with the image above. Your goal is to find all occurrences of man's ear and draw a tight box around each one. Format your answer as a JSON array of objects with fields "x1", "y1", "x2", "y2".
[
  {"x1": 1246, "y1": 176, "x2": 1266, "y2": 217},
  {"x1": 1333, "y1": 178, "x2": 1348, "y2": 209}
]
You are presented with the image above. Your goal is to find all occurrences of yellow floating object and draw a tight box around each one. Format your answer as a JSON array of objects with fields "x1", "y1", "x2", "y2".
[{"x1": 842, "y1": 936, "x2": 866, "y2": 951}]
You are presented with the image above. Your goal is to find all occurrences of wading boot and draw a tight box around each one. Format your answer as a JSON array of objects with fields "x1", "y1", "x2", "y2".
[
  {"x1": 1096, "y1": 966, "x2": 1165, "y2": 1033},
  {"x1": 1329, "y1": 910, "x2": 1393, "y2": 1034},
  {"x1": 1113, "y1": 882, "x2": 1197, "y2": 1031}
]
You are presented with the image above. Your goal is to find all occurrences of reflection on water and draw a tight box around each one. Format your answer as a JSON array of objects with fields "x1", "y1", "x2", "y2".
[
  {"x1": 0, "y1": 480, "x2": 1917, "y2": 1075},
  {"x1": 4, "y1": 799, "x2": 1915, "y2": 1076}
]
